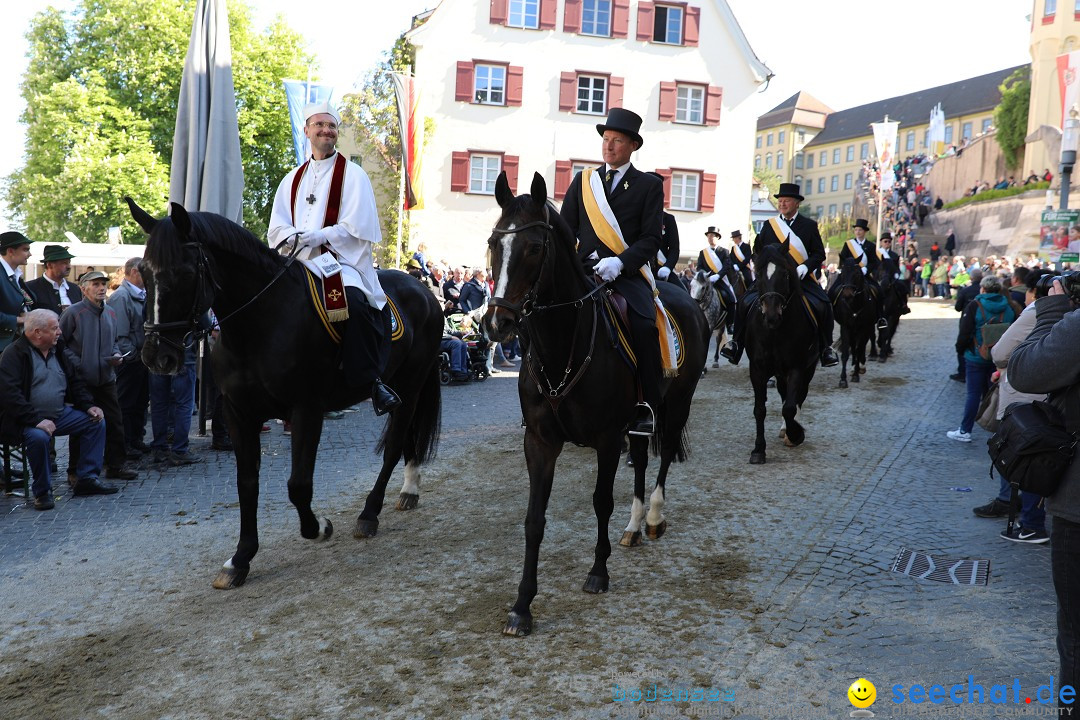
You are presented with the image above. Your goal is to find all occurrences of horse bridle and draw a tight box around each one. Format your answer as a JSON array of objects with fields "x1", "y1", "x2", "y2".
[{"x1": 143, "y1": 234, "x2": 302, "y2": 352}]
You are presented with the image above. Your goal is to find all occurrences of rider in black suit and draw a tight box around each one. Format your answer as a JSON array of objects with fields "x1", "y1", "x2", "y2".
[
  {"x1": 26, "y1": 245, "x2": 83, "y2": 318},
  {"x1": 646, "y1": 172, "x2": 683, "y2": 290},
  {"x1": 832, "y1": 218, "x2": 887, "y2": 329},
  {"x1": 721, "y1": 183, "x2": 839, "y2": 367},
  {"x1": 561, "y1": 108, "x2": 663, "y2": 436},
  {"x1": 728, "y1": 229, "x2": 754, "y2": 293},
  {"x1": 697, "y1": 226, "x2": 736, "y2": 334}
]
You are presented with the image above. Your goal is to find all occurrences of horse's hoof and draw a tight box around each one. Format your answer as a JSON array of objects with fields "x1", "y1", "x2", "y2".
[
  {"x1": 583, "y1": 574, "x2": 609, "y2": 594},
  {"x1": 711, "y1": 361, "x2": 719, "y2": 369},
  {"x1": 869, "y1": 350, "x2": 878, "y2": 359},
  {"x1": 353, "y1": 517, "x2": 379, "y2": 538},
  {"x1": 212, "y1": 565, "x2": 249, "y2": 590},
  {"x1": 778, "y1": 427, "x2": 787, "y2": 440},
  {"x1": 396, "y1": 493, "x2": 419, "y2": 511},
  {"x1": 749, "y1": 452, "x2": 766, "y2": 464},
  {"x1": 878, "y1": 355, "x2": 888, "y2": 363},
  {"x1": 852, "y1": 372, "x2": 860, "y2": 383},
  {"x1": 786, "y1": 428, "x2": 806, "y2": 446},
  {"x1": 767, "y1": 378, "x2": 776, "y2": 388},
  {"x1": 646, "y1": 520, "x2": 667, "y2": 540},
  {"x1": 503, "y1": 611, "x2": 533, "y2": 637},
  {"x1": 319, "y1": 517, "x2": 333, "y2": 540},
  {"x1": 619, "y1": 530, "x2": 643, "y2": 547},
  {"x1": 839, "y1": 379, "x2": 848, "y2": 388},
  {"x1": 857, "y1": 366, "x2": 866, "y2": 375}
]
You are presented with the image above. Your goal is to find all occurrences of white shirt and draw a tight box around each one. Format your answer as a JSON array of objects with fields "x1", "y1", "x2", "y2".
[
  {"x1": 1, "y1": 257, "x2": 23, "y2": 283},
  {"x1": 267, "y1": 151, "x2": 386, "y2": 310},
  {"x1": 44, "y1": 276, "x2": 73, "y2": 308},
  {"x1": 604, "y1": 162, "x2": 631, "y2": 189}
]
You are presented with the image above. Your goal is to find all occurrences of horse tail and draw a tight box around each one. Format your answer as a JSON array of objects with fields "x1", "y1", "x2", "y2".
[
  {"x1": 377, "y1": 358, "x2": 442, "y2": 465},
  {"x1": 649, "y1": 402, "x2": 691, "y2": 462}
]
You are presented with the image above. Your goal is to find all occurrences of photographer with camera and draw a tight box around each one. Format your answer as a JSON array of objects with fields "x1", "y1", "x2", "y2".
[{"x1": 1008, "y1": 269, "x2": 1080, "y2": 709}]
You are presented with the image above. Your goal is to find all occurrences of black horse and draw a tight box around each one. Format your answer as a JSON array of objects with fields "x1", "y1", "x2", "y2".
[
  {"x1": 127, "y1": 199, "x2": 443, "y2": 589},
  {"x1": 875, "y1": 257, "x2": 908, "y2": 360},
  {"x1": 744, "y1": 241, "x2": 819, "y2": 464},
  {"x1": 832, "y1": 257, "x2": 875, "y2": 388},
  {"x1": 485, "y1": 172, "x2": 707, "y2": 637}
]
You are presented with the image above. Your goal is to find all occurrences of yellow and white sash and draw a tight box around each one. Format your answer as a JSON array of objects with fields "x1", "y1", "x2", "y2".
[
  {"x1": 767, "y1": 216, "x2": 809, "y2": 265},
  {"x1": 731, "y1": 243, "x2": 749, "y2": 265},
  {"x1": 845, "y1": 239, "x2": 868, "y2": 269},
  {"x1": 702, "y1": 247, "x2": 723, "y2": 274},
  {"x1": 583, "y1": 168, "x2": 678, "y2": 376}
]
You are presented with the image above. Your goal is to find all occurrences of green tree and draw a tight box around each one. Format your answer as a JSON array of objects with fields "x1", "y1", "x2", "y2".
[
  {"x1": 6, "y1": 0, "x2": 314, "y2": 242},
  {"x1": 994, "y1": 67, "x2": 1031, "y2": 170},
  {"x1": 753, "y1": 166, "x2": 782, "y2": 197}
]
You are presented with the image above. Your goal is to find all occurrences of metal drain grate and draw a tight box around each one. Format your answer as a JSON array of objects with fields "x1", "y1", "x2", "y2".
[{"x1": 890, "y1": 547, "x2": 990, "y2": 585}]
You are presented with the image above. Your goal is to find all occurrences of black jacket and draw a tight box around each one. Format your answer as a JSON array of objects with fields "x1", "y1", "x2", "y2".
[
  {"x1": 0, "y1": 335, "x2": 94, "y2": 443},
  {"x1": 657, "y1": 212, "x2": 679, "y2": 272},
  {"x1": 561, "y1": 165, "x2": 663, "y2": 317},
  {"x1": 458, "y1": 278, "x2": 489, "y2": 313},
  {"x1": 838, "y1": 238, "x2": 880, "y2": 276},
  {"x1": 753, "y1": 213, "x2": 826, "y2": 279},
  {"x1": 26, "y1": 276, "x2": 83, "y2": 317}
]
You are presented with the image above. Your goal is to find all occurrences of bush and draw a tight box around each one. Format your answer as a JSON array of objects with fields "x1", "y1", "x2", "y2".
[{"x1": 942, "y1": 182, "x2": 1049, "y2": 210}]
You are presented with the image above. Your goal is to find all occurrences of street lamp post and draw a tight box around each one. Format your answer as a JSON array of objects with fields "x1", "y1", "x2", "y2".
[{"x1": 1060, "y1": 105, "x2": 1080, "y2": 210}]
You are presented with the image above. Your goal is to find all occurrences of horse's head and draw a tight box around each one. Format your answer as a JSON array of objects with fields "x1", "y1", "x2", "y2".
[
  {"x1": 689, "y1": 270, "x2": 712, "y2": 302},
  {"x1": 837, "y1": 257, "x2": 865, "y2": 300},
  {"x1": 754, "y1": 241, "x2": 800, "y2": 329},
  {"x1": 485, "y1": 171, "x2": 579, "y2": 341},
  {"x1": 127, "y1": 197, "x2": 215, "y2": 375}
]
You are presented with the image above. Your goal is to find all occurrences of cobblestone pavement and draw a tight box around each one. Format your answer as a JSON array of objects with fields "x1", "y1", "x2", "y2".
[{"x1": 0, "y1": 299, "x2": 1061, "y2": 720}]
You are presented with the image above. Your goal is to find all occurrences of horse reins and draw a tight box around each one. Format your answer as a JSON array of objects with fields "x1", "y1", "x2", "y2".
[{"x1": 143, "y1": 233, "x2": 302, "y2": 352}]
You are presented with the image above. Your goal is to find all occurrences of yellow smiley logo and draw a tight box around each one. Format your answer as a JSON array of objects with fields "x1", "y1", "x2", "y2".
[{"x1": 848, "y1": 678, "x2": 876, "y2": 708}]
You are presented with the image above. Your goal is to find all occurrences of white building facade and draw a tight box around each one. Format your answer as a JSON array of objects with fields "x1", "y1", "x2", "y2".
[{"x1": 406, "y1": 0, "x2": 771, "y2": 266}]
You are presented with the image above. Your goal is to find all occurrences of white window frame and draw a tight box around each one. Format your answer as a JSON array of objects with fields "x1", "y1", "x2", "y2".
[
  {"x1": 817, "y1": 177, "x2": 825, "y2": 193},
  {"x1": 653, "y1": 4, "x2": 684, "y2": 44},
  {"x1": 581, "y1": 0, "x2": 612, "y2": 36},
  {"x1": 830, "y1": 175, "x2": 838, "y2": 192},
  {"x1": 961, "y1": 121, "x2": 973, "y2": 140},
  {"x1": 1046, "y1": 0, "x2": 1057, "y2": 16},
  {"x1": 474, "y1": 64, "x2": 507, "y2": 105},
  {"x1": 832, "y1": 148, "x2": 841, "y2": 164},
  {"x1": 844, "y1": 172, "x2": 852, "y2": 190},
  {"x1": 755, "y1": 135, "x2": 762, "y2": 149},
  {"x1": 846, "y1": 145, "x2": 854, "y2": 162},
  {"x1": 981, "y1": 118, "x2": 993, "y2": 133},
  {"x1": 765, "y1": 153, "x2": 772, "y2": 169},
  {"x1": 776, "y1": 151, "x2": 784, "y2": 170},
  {"x1": 828, "y1": 203, "x2": 837, "y2": 217},
  {"x1": 675, "y1": 84, "x2": 705, "y2": 125},
  {"x1": 508, "y1": 0, "x2": 540, "y2": 28},
  {"x1": 905, "y1": 131, "x2": 915, "y2": 151},
  {"x1": 819, "y1": 151, "x2": 827, "y2": 166},
  {"x1": 576, "y1": 75, "x2": 607, "y2": 115},
  {"x1": 670, "y1": 171, "x2": 700, "y2": 211},
  {"x1": 860, "y1": 142, "x2": 869, "y2": 159},
  {"x1": 754, "y1": 155, "x2": 761, "y2": 168},
  {"x1": 804, "y1": 179, "x2": 811, "y2": 196},
  {"x1": 778, "y1": 130, "x2": 786, "y2": 144},
  {"x1": 843, "y1": 202, "x2": 851, "y2": 215},
  {"x1": 571, "y1": 161, "x2": 595, "y2": 178},
  {"x1": 794, "y1": 153, "x2": 804, "y2": 170},
  {"x1": 766, "y1": 133, "x2": 773, "y2": 147},
  {"x1": 469, "y1": 154, "x2": 501, "y2": 194},
  {"x1": 944, "y1": 125, "x2": 954, "y2": 144}
]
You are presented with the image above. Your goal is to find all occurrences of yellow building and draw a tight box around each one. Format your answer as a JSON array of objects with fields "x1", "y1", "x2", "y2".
[
  {"x1": 755, "y1": 66, "x2": 1022, "y2": 220},
  {"x1": 1026, "y1": 0, "x2": 1080, "y2": 179}
]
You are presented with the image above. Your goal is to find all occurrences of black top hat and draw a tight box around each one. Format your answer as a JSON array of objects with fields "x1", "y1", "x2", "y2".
[
  {"x1": 596, "y1": 108, "x2": 644, "y2": 148},
  {"x1": 773, "y1": 183, "x2": 804, "y2": 202},
  {"x1": 731, "y1": 230, "x2": 742, "y2": 238},
  {"x1": 42, "y1": 244, "x2": 76, "y2": 263},
  {"x1": 704, "y1": 226, "x2": 721, "y2": 237},
  {"x1": 0, "y1": 231, "x2": 31, "y2": 252},
  {"x1": 879, "y1": 232, "x2": 893, "y2": 240},
  {"x1": 853, "y1": 219, "x2": 870, "y2": 231}
]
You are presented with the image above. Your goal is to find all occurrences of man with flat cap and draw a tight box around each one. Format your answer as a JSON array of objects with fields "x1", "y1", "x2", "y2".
[
  {"x1": 831, "y1": 218, "x2": 887, "y2": 330},
  {"x1": 0, "y1": 231, "x2": 36, "y2": 352},
  {"x1": 721, "y1": 183, "x2": 839, "y2": 367},
  {"x1": 27, "y1": 244, "x2": 82, "y2": 317},
  {"x1": 560, "y1": 108, "x2": 667, "y2": 436},
  {"x1": 268, "y1": 101, "x2": 400, "y2": 415}
]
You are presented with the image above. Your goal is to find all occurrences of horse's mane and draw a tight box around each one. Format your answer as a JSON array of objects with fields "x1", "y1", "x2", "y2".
[
  {"x1": 144, "y1": 211, "x2": 286, "y2": 277},
  {"x1": 501, "y1": 195, "x2": 591, "y2": 287}
]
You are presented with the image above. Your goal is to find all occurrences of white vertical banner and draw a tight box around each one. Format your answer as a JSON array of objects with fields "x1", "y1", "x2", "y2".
[
  {"x1": 928, "y1": 103, "x2": 945, "y2": 157},
  {"x1": 872, "y1": 119, "x2": 900, "y2": 192},
  {"x1": 1058, "y1": 50, "x2": 1080, "y2": 127}
]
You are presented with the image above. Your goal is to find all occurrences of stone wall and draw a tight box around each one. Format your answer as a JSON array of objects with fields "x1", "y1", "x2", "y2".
[
  {"x1": 926, "y1": 189, "x2": 1048, "y2": 260},
  {"x1": 921, "y1": 131, "x2": 1020, "y2": 205}
]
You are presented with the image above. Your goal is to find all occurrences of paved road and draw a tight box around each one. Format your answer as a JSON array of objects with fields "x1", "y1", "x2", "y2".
[{"x1": 0, "y1": 299, "x2": 1061, "y2": 719}]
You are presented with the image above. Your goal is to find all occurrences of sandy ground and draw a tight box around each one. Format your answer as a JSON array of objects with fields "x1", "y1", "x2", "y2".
[{"x1": 0, "y1": 300, "x2": 1018, "y2": 720}]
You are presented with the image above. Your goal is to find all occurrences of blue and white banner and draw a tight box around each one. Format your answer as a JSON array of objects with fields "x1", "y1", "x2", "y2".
[{"x1": 283, "y1": 80, "x2": 334, "y2": 165}]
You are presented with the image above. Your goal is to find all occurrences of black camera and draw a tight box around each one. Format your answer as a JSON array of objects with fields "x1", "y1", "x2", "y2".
[
  {"x1": 1034, "y1": 272, "x2": 1060, "y2": 298},
  {"x1": 1061, "y1": 270, "x2": 1080, "y2": 303}
]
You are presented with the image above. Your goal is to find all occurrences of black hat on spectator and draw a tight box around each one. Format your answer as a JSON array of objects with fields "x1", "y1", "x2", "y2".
[
  {"x1": 0, "y1": 231, "x2": 31, "y2": 251},
  {"x1": 42, "y1": 245, "x2": 76, "y2": 263}
]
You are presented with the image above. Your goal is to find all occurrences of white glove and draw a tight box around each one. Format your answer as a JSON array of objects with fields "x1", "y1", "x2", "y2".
[
  {"x1": 297, "y1": 229, "x2": 328, "y2": 249},
  {"x1": 861, "y1": 266, "x2": 868, "y2": 275},
  {"x1": 708, "y1": 273, "x2": 720, "y2": 284},
  {"x1": 796, "y1": 265, "x2": 808, "y2": 280},
  {"x1": 594, "y1": 256, "x2": 624, "y2": 282},
  {"x1": 658, "y1": 267, "x2": 671, "y2": 280},
  {"x1": 732, "y1": 264, "x2": 740, "y2": 271}
]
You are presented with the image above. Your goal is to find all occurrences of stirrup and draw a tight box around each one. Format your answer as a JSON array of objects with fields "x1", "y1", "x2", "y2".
[
  {"x1": 876, "y1": 317, "x2": 889, "y2": 330},
  {"x1": 627, "y1": 402, "x2": 655, "y2": 437}
]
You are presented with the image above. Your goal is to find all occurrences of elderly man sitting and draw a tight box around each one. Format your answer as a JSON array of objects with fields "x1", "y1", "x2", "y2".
[{"x1": 0, "y1": 309, "x2": 117, "y2": 510}]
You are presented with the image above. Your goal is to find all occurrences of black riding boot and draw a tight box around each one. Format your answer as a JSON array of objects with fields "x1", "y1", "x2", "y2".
[
  {"x1": 720, "y1": 296, "x2": 747, "y2": 365},
  {"x1": 370, "y1": 378, "x2": 401, "y2": 416},
  {"x1": 817, "y1": 300, "x2": 839, "y2": 367}
]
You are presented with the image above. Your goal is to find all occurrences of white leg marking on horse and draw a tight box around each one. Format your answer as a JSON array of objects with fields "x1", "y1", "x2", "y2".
[
  {"x1": 624, "y1": 496, "x2": 645, "y2": 533},
  {"x1": 318, "y1": 517, "x2": 331, "y2": 538},
  {"x1": 646, "y1": 485, "x2": 666, "y2": 526},
  {"x1": 222, "y1": 558, "x2": 234, "y2": 570},
  {"x1": 400, "y1": 460, "x2": 421, "y2": 497}
]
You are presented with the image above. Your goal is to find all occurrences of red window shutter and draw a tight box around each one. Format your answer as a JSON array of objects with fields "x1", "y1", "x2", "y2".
[
  {"x1": 554, "y1": 160, "x2": 573, "y2": 200},
  {"x1": 539, "y1": 0, "x2": 557, "y2": 29},
  {"x1": 658, "y1": 82, "x2": 677, "y2": 121},
  {"x1": 451, "y1": 152, "x2": 470, "y2": 192},
  {"x1": 564, "y1": 0, "x2": 582, "y2": 32},
  {"x1": 700, "y1": 173, "x2": 717, "y2": 211},
  {"x1": 559, "y1": 72, "x2": 578, "y2": 112},
  {"x1": 503, "y1": 155, "x2": 520, "y2": 194},
  {"x1": 656, "y1": 168, "x2": 673, "y2": 206},
  {"x1": 455, "y1": 61, "x2": 475, "y2": 102},
  {"x1": 507, "y1": 66, "x2": 524, "y2": 106},
  {"x1": 612, "y1": 0, "x2": 631, "y2": 38},
  {"x1": 490, "y1": 0, "x2": 508, "y2": 25},
  {"x1": 684, "y1": 5, "x2": 700, "y2": 46},
  {"x1": 705, "y1": 85, "x2": 723, "y2": 126},
  {"x1": 636, "y1": 2, "x2": 655, "y2": 41},
  {"x1": 608, "y1": 76, "x2": 624, "y2": 110}
]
